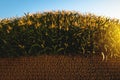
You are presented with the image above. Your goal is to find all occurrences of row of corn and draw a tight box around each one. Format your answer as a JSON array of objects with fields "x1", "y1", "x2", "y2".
[{"x1": 0, "y1": 11, "x2": 120, "y2": 58}]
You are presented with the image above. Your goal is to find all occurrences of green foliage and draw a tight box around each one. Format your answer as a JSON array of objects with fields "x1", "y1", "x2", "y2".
[{"x1": 0, "y1": 11, "x2": 120, "y2": 58}]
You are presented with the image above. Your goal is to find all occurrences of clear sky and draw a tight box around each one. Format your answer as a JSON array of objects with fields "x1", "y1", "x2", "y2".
[{"x1": 0, "y1": 0, "x2": 120, "y2": 19}]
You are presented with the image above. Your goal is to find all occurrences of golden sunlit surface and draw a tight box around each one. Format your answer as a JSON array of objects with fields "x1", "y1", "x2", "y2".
[{"x1": 106, "y1": 23, "x2": 120, "y2": 58}]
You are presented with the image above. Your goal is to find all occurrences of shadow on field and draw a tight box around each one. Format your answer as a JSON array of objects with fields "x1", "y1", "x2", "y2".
[{"x1": 0, "y1": 55, "x2": 120, "y2": 80}]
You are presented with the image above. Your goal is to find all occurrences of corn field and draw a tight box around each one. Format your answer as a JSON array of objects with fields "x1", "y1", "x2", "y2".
[{"x1": 0, "y1": 11, "x2": 120, "y2": 58}]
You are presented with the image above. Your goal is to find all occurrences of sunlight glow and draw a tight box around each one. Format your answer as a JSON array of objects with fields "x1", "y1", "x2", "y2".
[{"x1": 106, "y1": 24, "x2": 120, "y2": 58}]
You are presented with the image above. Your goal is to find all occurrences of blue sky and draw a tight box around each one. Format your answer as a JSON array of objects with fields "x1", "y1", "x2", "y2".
[{"x1": 0, "y1": 0, "x2": 120, "y2": 19}]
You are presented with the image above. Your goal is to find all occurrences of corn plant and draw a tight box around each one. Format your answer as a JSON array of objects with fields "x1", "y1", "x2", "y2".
[{"x1": 0, "y1": 11, "x2": 120, "y2": 58}]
